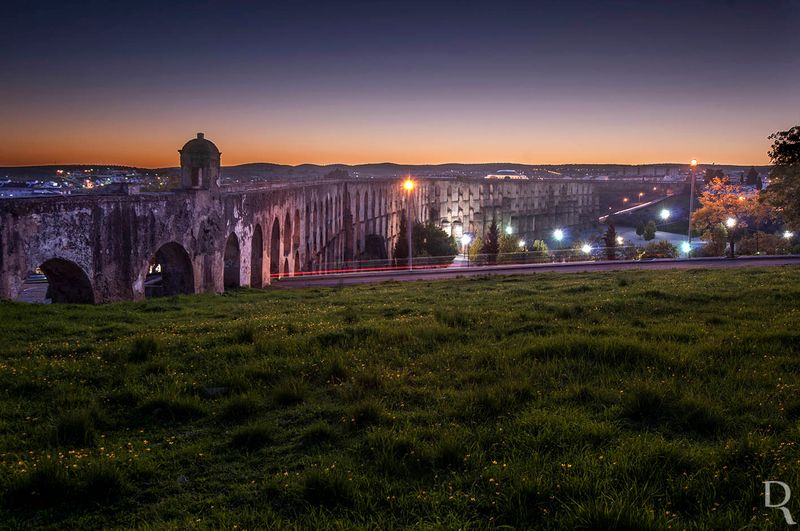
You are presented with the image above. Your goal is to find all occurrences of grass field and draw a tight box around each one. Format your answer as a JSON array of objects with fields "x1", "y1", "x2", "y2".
[{"x1": 2, "y1": 267, "x2": 800, "y2": 529}]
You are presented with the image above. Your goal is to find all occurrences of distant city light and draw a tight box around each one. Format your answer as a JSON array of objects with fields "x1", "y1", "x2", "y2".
[
  {"x1": 623, "y1": 197, "x2": 629, "y2": 203},
  {"x1": 403, "y1": 178, "x2": 414, "y2": 191},
  {"x1": 553, "y1": 229, "x2": 564, "y2": 241},
  {"x1": 505, "y1": 225, "x2": 513, "y2": 235},
  {"x1": 784, "y1": 231, "x2": 794, "y2": 239},
  {"x1": 725, "y1": 217, "x2": 737, "y2": 229},
  {"x1": 660, "y1": 208, "x2": 671, "y2": 221},
  {"x1": 681, "y1": 241, "x2": 692, "y2": 254},
  {"x1": 581, "y1": 244, "x2": 592, "y2": 254}
]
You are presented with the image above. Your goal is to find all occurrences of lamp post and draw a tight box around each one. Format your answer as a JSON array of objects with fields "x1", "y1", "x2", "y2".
[
  {"x1": 403, "y1": 178, "x2": 415, "y2": 270},
  {"x1": 687, "y1": 159, "x2": 698, "y2": 244},
  {"x1": 726, "y1": 216, "x2": 737, "y2": 258},
  {"x1": 461, "y1": 234, "x2": 472, "y2": 266}
]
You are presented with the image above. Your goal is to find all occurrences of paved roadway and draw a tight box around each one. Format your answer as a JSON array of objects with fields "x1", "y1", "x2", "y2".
[{"x1": 273, "y1": 255, "x2": 800, "y2": 289}]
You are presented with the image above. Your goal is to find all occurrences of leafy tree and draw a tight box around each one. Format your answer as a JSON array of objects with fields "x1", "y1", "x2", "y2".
[
  {"x1": 764, "y1": 125, "x2": 800, "y2": 228},
  {"x1": 468, "y1": 236, "x2": 483, "y2": 263},
  {"x1": 602, "y1": 224, "x2": 617, "y2": 260},
  {"x1": 481, "y1": 220, "x2": 500, "y2": 264},
  {"x1": 529, "y1": 239, "x2": 550, "y2": 263},
  {"x1": 635, "y1": 222, "x2": 645, "y2": 237},
  {"x1": 692, "y1": 177, "x2": 776, "y2": 240},
  {"x1": 703, "y1": 168, "x2": 725, "y2": 185},
  {"x1": 393, "y1": 215, "x2": 409, "y2": 264},
  {"x1": 643, "y1": 220, "x2": 657, "y2": 241},
  {"x1": 414, "y1": 223, "x2": 457, "y2": 263}
]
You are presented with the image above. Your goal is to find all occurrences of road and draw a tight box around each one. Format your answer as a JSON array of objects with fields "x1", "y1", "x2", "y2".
[{"x1": 273, "y1": 255, "x2": 800, "y2": 288}]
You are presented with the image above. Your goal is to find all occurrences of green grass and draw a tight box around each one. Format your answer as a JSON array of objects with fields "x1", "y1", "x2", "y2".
[{"x1": 1, "y1": 267, "x2": 799, "y2": 528}]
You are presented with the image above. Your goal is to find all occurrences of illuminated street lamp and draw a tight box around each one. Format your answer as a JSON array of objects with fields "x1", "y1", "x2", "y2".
[
  {"x1": 687, "y1": 159, "x2": 698, "y2": 244},
  {"x1": 402, "y1": 178, "x2": 415, "y2": 270},
  {"x1": 783, "y1": 230, "x2": 794, "y2": 239},
  {"x1": 616, "y1": 236, "x2": 624, "y2": 245},
  {"x1": 460, "y1": 233, "x2": 472, "y2": 266},
  {"x1": 681, "y1": 241, "x2": 692, "y2": 255},
  {"x1": 518, "y1": 239, "x2": 526, "y2": 248},
  {"x1": 660, "y1": 208, "x2": 671, "y2": 221},
  {"x1": 505, "y1": 225, "x2": 513, "y2": 235},
  {"x1": 725, "y1": 217, "x2": 737, "y2": 258},
  {"x1": 581, "y1": 243, "x2": 592, "y2": 255},
  {"x1": 553, "y1": 228, "x2": 564, "y2": 242}
]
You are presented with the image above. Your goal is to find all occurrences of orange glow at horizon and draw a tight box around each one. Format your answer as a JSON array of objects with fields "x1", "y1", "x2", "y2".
[{"x1": 0, "y1": 123, "x2": 774, "y2": 168}]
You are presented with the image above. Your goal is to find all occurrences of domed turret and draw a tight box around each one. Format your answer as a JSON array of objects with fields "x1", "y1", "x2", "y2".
[{"x1": 179, "y1": 133, "x2": 221, "y2": 192}]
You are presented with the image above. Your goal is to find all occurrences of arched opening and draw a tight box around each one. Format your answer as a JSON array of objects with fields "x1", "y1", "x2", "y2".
[
  {"x1": 145, "y1": 242, "x2": 194, "y2": 298},
  {"x1": 270, "y1": 217, "x2": 281, "y2": 276},
  {"x1": 283, "y1": 211, "x2": 292, "y2": 256},
  {"x1": 294, "y1": 250, "x2": 300, "y2": 274},
  {"x1": 18, "y1": 258, "x2": 94, "y2": 304},
  {"x1": 293, "y1": 209, "x2": 301, "y2": 251},
  {"x1": 250, "y1": 224, "x2": 263, "y2": 288},
  {"x1": 224, "y1": 233, "x2": 240, "y2": 289}
]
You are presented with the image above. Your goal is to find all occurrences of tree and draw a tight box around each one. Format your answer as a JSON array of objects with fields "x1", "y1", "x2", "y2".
[
  {"x1": 497, "y1": 233, "x2": 519, "y2": 263},
  {"x1": 703, "y1": 168, "x2": 725, "y2": 185},
  {"x1": 529, "y1": 239, "x2": 549, "y2": 263},
  {"x1": 635, "y1": 222, "x2": 645, "y2": 237},
  {"x1": 602, "y1": 224, "x2": 617, "y2": 260},
  {"x1": 481, "y1": 220, "x2": 500, "y2": 264},
  {"x1": 468, "y1": 236, "x2": 483, "y2": 263},
  {"x1": 393, "y1": 215, "x2": 409, "y2": 264},
  {"x1": 643, "y1": 220, "x2": 657, "y2": 241},
  {"x1": 692, "y1": 177, "x2": 775, "y2": 238},
  {"x1": 414, "y1": 223, "x2": 458, "y2": 264},
  {"x1": 764, "y1": 125, "x2": 800, "y2": 229}
]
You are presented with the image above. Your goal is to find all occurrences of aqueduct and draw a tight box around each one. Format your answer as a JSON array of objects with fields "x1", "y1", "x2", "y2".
[{"x1": 0, "y1": 134, "x2": 599, "y2": 303}]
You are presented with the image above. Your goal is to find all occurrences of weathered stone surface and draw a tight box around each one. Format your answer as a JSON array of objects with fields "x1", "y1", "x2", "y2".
[{"x1": 0, "y1": 135, "x2": 599, "y2": 303}]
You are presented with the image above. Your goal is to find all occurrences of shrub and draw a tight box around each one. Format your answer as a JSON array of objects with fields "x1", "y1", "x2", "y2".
[{"x1": 639, "y1": 240, "x2": 678, "y2": 259}]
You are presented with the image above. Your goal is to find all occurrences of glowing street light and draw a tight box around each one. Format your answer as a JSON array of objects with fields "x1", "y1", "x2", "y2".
[
  {"x1": 660, "y1": 208, "x2": 671, "y2": 221},
  {"x1": 402, "y1": 178, "x2": 415, "y2": 270},
  {"x1": 681, "y1": 241, "x2": 692, "y2": 254},
  {"x1": 518, "y1": 239, "x2": 526, "y2": 248},
  {"x1": 725, "y1": 217, "x2": 737, "y2": 229},
  {"x1": 784, "y1": 230, "x2": 794, "y2": 239},
  {"x1": 688, "y1": 159, "x2": 699, "y2": 246},
  {"x1": 553, "y1": 228, "x2": 564, "y2": 242},
  {"x1": 505, "y1": 225, "x2": 513, "y2": 235},
  {"x1": 461, "y1": 234, "x2": 472, "y2": 246},
  {"x1": 616, "y1": 236, "x2": 624, "y2": 245},
  {"x1": 581, "y1": 244, "x2": 592, "y2": 254}
]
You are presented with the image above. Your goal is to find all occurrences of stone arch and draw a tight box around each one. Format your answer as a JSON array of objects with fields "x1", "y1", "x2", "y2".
[
  {"x1": 145, "y1": 242, "x2": 194, "y2": 298},
  {"x1": 21, "y1": 258, "x2": 95, "y2": 304},
  {"x1": 270, "y1": 217, "x2": 281, "y2": 276},
  {"x1": 223, "y1": 233, "x2": 240, "y2": 289},
  {"x1": 294, "y1": 250, "x2": 300, "y2": 273},
  {"x1": 293, "y1": 209, "x2": 301, "y2": 251},
  {"x1": 283, "y1": 211, "x2": 292, "y2": 256},
  {"x1": 250, "y1": 224, "x2": 263, "y2": 288}
]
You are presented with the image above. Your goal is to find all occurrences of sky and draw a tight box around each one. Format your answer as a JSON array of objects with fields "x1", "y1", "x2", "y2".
[{"x1": 1, "y1": 0, "x2": 798, "y2": 167}]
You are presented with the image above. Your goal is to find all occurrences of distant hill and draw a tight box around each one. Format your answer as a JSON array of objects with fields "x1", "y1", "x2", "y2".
[{"x1": 3, "y1": 162, "x2": 773, "y2": 182}]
